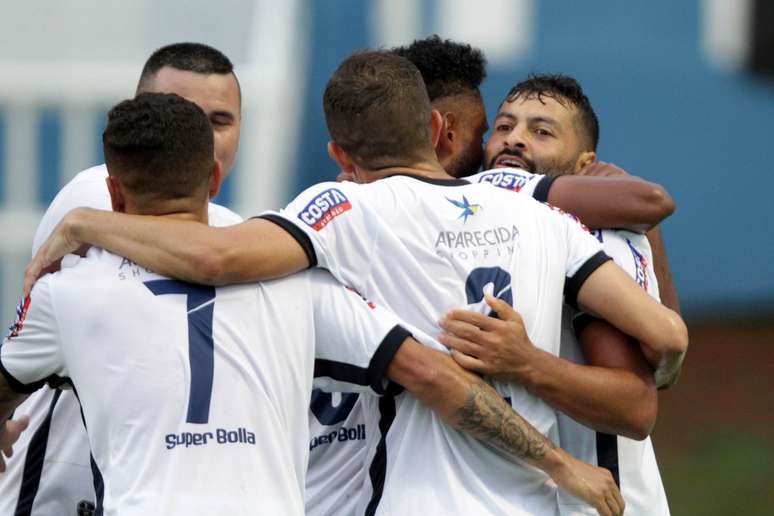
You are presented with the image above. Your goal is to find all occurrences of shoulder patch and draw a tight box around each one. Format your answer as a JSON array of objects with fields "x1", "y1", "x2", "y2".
[
  {"x1": 545, "y1": 202, "x2": 591, "y2": 233},
  {"x1": 297, "y1": 188, "x2": 352, "y2": 231},
  {"x1": 475, "y1": 170, "x2": 535, "y2": 192},
  {"x1": 6, "y1": 295, "x2": 31, "y2": 340},
  {"x1": 345, "y1": 286, "x2": 376, "y2": 309}
]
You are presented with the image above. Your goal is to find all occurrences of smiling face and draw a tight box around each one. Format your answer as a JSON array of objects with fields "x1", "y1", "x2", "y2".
[
  {"x1": 484, "y1": 93, "x2": 587, "y2": 176},
  {"x1": 139, "y1": 66, "x2": 241, "y2": 177}
]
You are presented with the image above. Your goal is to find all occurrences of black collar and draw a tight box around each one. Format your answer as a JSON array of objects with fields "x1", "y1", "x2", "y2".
[{"x1": 386, "y1": 173, "x2": 469, "y2": 186}]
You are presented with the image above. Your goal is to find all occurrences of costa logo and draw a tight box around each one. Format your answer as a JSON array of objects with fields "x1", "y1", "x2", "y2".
[
  {"x1": 297, "y1": 188, "x2": 352, "y2": 231},
  {"x1": 476, "y1": 170, "x2": 534, "y2": 191}
]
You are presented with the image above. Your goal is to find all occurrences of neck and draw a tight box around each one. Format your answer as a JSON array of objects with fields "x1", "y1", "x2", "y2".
[
  {"x1": 361, "y1": 160, "x2": 451, "y2": 182},
  {"x1": 126, "y1": 198, "x2": 209, "y2": 225}
]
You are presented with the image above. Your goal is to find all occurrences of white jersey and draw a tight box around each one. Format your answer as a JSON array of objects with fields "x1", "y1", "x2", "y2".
[
  {"x1": 0, "y1": 164, "x2": 242, "y2": 516},
  {"x1": 557, "y1": 229, "x2": 669, "y2": 516},
  {"x1": 306, "y1": 390, "x2": 367, "y2": 516},
  {"x1": 304, "y1": 168, "x2": 554, "y2": 516},
  {"x1": 262, "y1": 173, "x2": 609, "y2": 515},
  {"x1": 1, "y1": 247, "x2": 407, "y2": 516}
]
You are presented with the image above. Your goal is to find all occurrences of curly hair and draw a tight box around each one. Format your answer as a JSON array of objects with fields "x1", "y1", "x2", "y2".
[
  {"x1": 103, "y1": 93, "x2": 213, "y2": 200},
  {"x1": 505, "y1": 74, "x2": 599, "y2": 151},
  {"x1": 392, "y1": 35, "x2": 487, "y2": 101}
]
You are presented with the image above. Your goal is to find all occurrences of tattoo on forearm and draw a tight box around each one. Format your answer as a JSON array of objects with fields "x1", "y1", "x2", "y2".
[{"x1": 458, "y1": 378, "x2": 556, "y2": 462}]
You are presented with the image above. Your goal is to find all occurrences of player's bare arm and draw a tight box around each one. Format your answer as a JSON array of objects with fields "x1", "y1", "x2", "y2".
[
  {"x1": 0, "y1": 385, "x2": 30, "y2": 473},
  {"x1": 547, "y1": 172, "x2": 674, "y2": 233},
  {"x1": 25, "y1": 208, "x2": 308, "y2": 294},
  {"x1": 440, "y1": 297, "x2": 657, "y2": 439},
  {"x1": 387, "y1": 338, "x2": 625, "y2": 516},
  {"x1": 575, "y1": 261, "x2": 688, "y2": 387}
]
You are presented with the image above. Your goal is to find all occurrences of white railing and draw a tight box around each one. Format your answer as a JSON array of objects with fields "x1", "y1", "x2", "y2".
[{"x1": 0, "y1": 0, "x2": 307, "y2": 320}]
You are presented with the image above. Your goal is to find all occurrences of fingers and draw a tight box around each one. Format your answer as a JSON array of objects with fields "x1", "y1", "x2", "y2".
[
  {"x1": 438, "y1": 332, "x2": 484, "y2": 357},
  {"x1": 609, "y1": 481, "x2": 625, "y2": 515},
  {"x1": 439, "y1": 316, "x2": 489, "y2": 342},
  {"x1": 484, "y1": 295, "x2": 522, "y2": 323},
  {"x1": 442, "y1": 309, "x2": 501, "y2": 333},
  {"x1": 449, "y1": 349, "x2": 486, "y2": 373}
]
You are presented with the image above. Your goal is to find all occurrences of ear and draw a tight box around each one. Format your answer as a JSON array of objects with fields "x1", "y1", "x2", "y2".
[
  {"x1": 444, "y1": 112, "x2": 458, "y2": 142},
  {"x1": 430, "y1": 109, "x2": 444, "y2": 149},
  {"x1": 574, "y1": 150, "x2": 597, "y2": 173},
  {"x1": 208, "y1": 160, "x2": 223, "y2": 199},
  {"x1": 327, "y1": 141, "x2": 355, "y2": 173},
  {"x1": 105, "y1": 176, "x2": 126, "y2": 213}
]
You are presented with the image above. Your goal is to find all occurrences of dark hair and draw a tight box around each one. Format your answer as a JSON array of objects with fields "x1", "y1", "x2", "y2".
[
  {"x1": 103, "y1": 92, "x2": 214, "y2": 201},
  {"x1": 136, "y1": 42, "x2": 237, "y2": 93},
  {"x1": 392, "y1": 35, "x2": 486, "y2": 102},
  {"x1": 323, "y1": 51, "x2": 434, "y2": 169},
  {"x1": 506, "y1": 74, "x2": 599, "y2": 151}
]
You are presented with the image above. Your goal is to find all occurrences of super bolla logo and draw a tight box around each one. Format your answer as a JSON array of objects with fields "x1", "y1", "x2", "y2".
[{"x1": 298, "y1": 188, "x2": 352, "y2": 231}]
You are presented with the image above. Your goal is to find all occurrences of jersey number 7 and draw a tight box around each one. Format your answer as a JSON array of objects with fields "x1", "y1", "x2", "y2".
[{"x1": 145, "y1": 280, "x2": 216, "y2": 424}]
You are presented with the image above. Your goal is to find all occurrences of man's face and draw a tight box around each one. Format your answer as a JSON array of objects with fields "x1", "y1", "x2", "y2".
[
  {"x1": 484, "y1": 94, "x2": 584, "y2": 176},
  {"x1": 443, "y1": 94, "x2": 488, "y2": 178},
  {"x1": 141, "y1": 66, "x2": 241, "y2": 177}
]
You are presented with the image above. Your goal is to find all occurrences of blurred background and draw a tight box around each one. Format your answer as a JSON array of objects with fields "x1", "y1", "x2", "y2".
[{"x1": 0, "y1": 1, "x2": 771, "y2": 513}]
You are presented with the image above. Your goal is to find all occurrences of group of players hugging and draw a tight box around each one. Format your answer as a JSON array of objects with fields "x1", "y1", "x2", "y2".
[{"x1": 0, "y1": 37, "x2": 687, "y2": 516}]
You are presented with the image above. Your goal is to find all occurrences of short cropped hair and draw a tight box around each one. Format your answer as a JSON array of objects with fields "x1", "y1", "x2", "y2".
[
  {"x1": 103, "y1": 93, "x2": 213, "y2": 201},
  {"x1": 323, "y1": 51, "x2": 433, "y2": 169},
  {"x1": 392, "y1": 35, "x2": 487, "y2": 101},
  {"x1": 506, "y1": 74, "x2": 599, "y2": 151},
  {"x1": 136, "y1": 42, "x2": 237, "y2": 94}
]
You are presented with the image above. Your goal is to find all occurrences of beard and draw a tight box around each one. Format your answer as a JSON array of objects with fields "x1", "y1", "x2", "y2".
[
  {"x1": 446, "y1": 144, "x2": 485, "y2": 178},
  {"x1": 487, "y1": 148, "x2": 578, "y2": 177}
]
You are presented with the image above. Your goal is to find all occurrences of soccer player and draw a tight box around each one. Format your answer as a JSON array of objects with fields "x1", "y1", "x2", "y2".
[
  {"x1": 4, "y1": 93, "x2": 625, "y2": 514},
  {"x1": 447, "y1": 74, "x2": 677, "y2": 514},
  {"x1": 0, "y1": 42, "x2": 242, "y2": 515},
  {"x1": 311, "y1": 38, "x2": 678, "y2": 515},
  {"x1": 28, "y1": 52, "x2": 687, "y2": 515}
]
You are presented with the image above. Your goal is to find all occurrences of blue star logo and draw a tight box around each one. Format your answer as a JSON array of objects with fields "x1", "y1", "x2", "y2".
[{"x1": 446, "y1": 195, "x2": 482, "y2": 223}]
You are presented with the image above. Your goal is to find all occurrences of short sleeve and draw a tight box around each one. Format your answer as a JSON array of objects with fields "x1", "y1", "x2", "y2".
[
  {"x1": 465, "y1": 168, "x2": 553, "y2": 200},
  {"x1": 546, "y1": 205, "x2": 611, "y2": 308},
  {"x1": 598, "y1": 230, "x2": 661, "y2": 301},
  {"x1": 307, "y1": 270, "x2": 409, "y2": 396},
  {"x1": 1, "y1": 279, "x2": 67, "y2": 393},
  {"x1": 32, "y1": 166, "x2": 111, "y2": 256},
  {"x1": 207, "y1": 202, "x2": 244, "y2": 227},
  {"x1": 256, "y1": 181, "x2": 376, "y2": 288}
]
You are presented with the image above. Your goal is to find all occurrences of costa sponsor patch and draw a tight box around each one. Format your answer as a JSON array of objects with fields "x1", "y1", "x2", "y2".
[
  {"x1": 476, "y1": 170, "x2": 535, "y2": 192},
  {"x1": 297, "y1": 188, "x2": 352, "y2": 231},
  {"x1": 7, "y1": 296, "x2": 31, "y2": 339}
]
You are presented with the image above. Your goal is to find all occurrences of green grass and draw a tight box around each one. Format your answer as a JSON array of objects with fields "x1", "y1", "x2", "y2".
[{"x1": 660, "y1": 429, "x2": 774, "y2": 515}]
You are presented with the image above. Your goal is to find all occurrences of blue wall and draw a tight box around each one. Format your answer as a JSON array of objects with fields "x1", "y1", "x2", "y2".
[{"x1": 294, "y1": 0, "x2": 774, "y2": 315}]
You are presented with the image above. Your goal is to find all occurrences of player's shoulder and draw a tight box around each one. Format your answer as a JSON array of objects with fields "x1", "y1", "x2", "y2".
[
  {"x1": 207, "y1": 202, "x2": 243, "y2": 226},
  {"x1": 67, "y1": 164, "x2": 109, "y2": 185},
  {"x1": 466, "y1": 167, "x2": 544, "y2": 192}
]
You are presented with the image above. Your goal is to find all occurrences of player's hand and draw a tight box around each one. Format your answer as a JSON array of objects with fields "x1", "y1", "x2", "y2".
[
  {"x1": 0, "y1": 416, "x2": 30, "y2": 473},
  {"x1": 24, "y1": 209, "x2": 86, "y2": 296},
  {"x1": 578, "y1": 161, "x2": 629, "y2": 177},
  {"x1": 550, "y1": 450, "x2": 625, "y2": 516},
  {"x1": 438, "y1": 296, "x2": 537, "y2": 382}
]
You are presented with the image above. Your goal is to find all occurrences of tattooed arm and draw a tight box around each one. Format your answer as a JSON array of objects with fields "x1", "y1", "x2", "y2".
[{"x1": 387, "y1": 338, "x2": 624, "y2": 516}]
